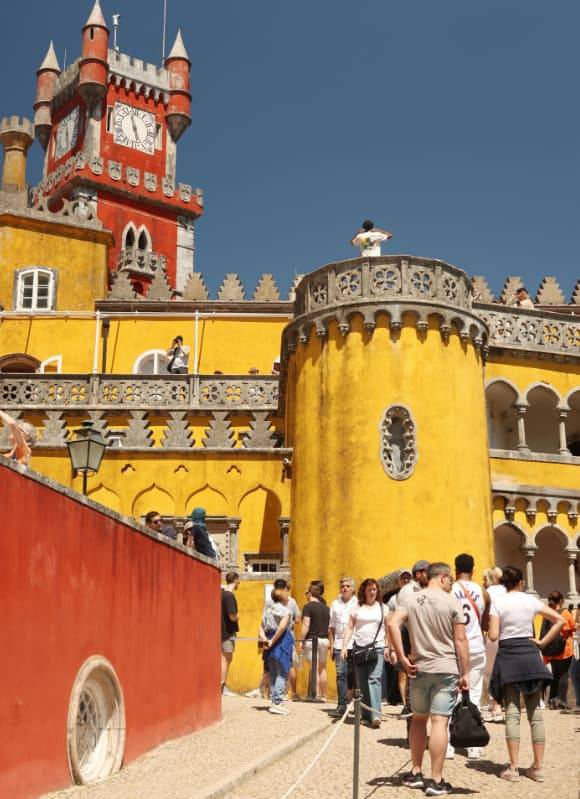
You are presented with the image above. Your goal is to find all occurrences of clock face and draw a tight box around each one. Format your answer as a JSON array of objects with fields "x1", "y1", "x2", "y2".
[
  {"x1": 55, "y1": 106, "x2": 80, "y2": 160},
  {"x1": 112, "y1": 103, "x2": 156, "y2": 155}
]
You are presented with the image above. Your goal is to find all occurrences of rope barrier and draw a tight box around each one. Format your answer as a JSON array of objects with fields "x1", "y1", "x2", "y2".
[
  {"x1": 277, "y1": 701, "x2": 353, "y2": 799},
  {"x1": 358, "y1": 699, "x2": 412, "y2": 720}
]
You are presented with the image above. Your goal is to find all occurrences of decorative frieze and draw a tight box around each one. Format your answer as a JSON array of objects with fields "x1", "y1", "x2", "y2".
[
  {"x1": 493, "y1": 483, "x2": 580, "y2": 527},
  {"x1": 478, "y1": 307, "x2": 580, "y2": 359}
]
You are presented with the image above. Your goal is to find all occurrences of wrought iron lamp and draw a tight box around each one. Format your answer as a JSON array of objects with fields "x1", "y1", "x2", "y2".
[{"x1": 66, "y1": 421, "x2": 107, "y2": 495}]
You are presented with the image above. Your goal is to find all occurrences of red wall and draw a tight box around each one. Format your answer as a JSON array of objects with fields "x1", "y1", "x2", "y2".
[{"x1": 0, "y1": 461, "x2": 221, "y2": 799}]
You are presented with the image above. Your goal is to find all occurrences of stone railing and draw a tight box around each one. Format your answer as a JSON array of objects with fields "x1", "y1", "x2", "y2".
[
  {"x1": 0, "y1": 374, "x2": 279, "y2": 411},
  {"x1": 117, "y1": 248, "x2": 167, "y2": 279},
  {"x1": 294, "y1": 256, "x2": 473, "y2": 315},
  {"x1": 476, "y1": 305, "x2": 580, "y2": 360}
]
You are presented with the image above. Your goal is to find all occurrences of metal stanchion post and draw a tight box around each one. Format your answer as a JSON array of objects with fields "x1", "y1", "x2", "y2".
[{"x1": 353, "y1": 688, "x2": 361, "y2": 799}]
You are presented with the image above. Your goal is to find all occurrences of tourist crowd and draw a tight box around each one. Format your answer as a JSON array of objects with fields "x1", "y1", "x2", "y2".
[{"x1": 221, "y1": 555, "x2": 580, "y2": 797}]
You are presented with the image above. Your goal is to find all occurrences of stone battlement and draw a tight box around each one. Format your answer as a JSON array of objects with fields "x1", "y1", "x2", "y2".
[
  {"x1": 108, "y1": 50, "x2": 169, "y2": 99},
  {"x1": 0, "y1": 116, "x2": 34, "y2": 137}
]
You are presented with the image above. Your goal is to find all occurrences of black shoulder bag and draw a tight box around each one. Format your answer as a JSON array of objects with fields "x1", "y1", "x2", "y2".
[
  {"x1": 352, "y1": 603, "x2": 383, "y2": 666},
  {"x1": 449, "y1": 690, "x2": 490, "y2": 748}
]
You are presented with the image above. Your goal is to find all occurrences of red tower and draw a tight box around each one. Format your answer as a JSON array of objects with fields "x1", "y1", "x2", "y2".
[
  {"x1": 33, "y1": 42, "x2": 61, "y2": 150},
  {"x1": 32, "y1": 2, "x2": 203, "y2": 296}
]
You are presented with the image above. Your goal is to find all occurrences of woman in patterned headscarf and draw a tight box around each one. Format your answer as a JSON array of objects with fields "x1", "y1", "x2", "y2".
[{"x1": 0, "y1": 410, "x2": 37, "y2": 467}]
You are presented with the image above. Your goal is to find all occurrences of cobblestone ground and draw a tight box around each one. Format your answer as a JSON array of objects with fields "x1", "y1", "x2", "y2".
[{"x1": 43, "y1": 698, "x2": 579, "y2": 799}]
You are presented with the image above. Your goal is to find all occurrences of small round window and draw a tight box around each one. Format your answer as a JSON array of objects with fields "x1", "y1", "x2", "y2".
[{"x1": 379, "y1": 405, "x2": 417, "y2": 480}]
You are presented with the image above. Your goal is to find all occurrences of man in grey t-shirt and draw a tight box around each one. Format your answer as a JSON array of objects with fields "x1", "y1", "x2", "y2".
[{"x1": 388, "y1": 562, "x2": 469, "y2": 797}]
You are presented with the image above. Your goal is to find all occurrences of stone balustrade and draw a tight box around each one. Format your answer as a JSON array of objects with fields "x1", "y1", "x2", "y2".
[
  {"x1": 477, "y1": 304, "x2": 580, "y2": 360},
  {"x1": 117, "y1": 247, "x2": 167, "y2": 279},
  {"x1": 0, "y1": 374, "x2": 279, "y2": 411}
]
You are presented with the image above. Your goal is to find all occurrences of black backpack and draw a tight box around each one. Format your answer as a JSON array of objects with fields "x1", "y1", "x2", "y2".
[
  {"x1": 540, "y1": 619, "x2": 566, "y2": 658},
  {"x1": 449, "y1": 691, "x2": 490, "y2": 749}
]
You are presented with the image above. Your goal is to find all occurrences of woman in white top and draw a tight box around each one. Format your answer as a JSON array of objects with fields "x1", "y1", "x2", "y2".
[
  {"x1": 341, "y1": 578, "x2": 389, "y2": 728},
  {"x1": 488, "y1": 565, "x2": 564, "y2": 783},
  {"x1": 482, "y1": 566, "x2": 506, "y2": 722}
]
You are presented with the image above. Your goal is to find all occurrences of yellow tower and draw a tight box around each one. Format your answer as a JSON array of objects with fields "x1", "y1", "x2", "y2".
[
  {"x1": 0, "y1": 116, "x2": 34, "y2": 192},
  {"x1": 283, "y1": 256, "x2": 495, "y2": 598}
]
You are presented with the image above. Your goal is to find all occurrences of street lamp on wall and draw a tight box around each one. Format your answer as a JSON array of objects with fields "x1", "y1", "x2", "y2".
[{"x1": 66, "y1": 421, "x2": 107, "y2": 495}]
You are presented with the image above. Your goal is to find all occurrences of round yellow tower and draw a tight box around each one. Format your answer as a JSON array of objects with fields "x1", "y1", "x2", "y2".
[{"x1": 282, "y1": 256, "x2": 494, "y2": 599}]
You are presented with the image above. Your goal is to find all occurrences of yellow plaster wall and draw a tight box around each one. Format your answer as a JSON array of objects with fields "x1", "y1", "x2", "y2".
[
  {"x1": 0, "y1": 317, "x2": 98, "y2": 371},
  {"x1": 0, "y1": 216, "x2": 109, "y2": 312},
  {"x1": 287, "y1": 315, "x2": 495, "y2": 603},
  {"x1": 490, "y1": 456, "x2": 579, "y2": 493}
]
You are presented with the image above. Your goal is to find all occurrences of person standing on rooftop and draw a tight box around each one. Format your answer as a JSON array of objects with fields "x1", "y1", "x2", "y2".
[{"x1": 351, "y1": 219, "x2": 392, "y2": 257}]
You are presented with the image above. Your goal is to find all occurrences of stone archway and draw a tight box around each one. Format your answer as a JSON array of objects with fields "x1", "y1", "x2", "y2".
[{"x1": 533, "y1": 525, "x2": 569, "y2": 600}]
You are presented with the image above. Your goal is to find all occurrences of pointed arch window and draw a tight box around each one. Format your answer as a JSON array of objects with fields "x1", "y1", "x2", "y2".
[
  {"x1": 137, "y1": 227, "x2": 151, "y2": 251},
  {"x1": 122, "y1": 224, "x2": 137, "y2": 250},
  {"x1": 14, "y1": 267, "x2": 57, "y2": 311}
]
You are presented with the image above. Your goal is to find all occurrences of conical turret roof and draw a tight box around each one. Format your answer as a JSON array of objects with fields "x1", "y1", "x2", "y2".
[
  {"x1": 166, "y1": 29, "x2": 190, "y2": 61},
  {"x1": 38, "y1": 41, "x2": 61, "y2": 72},
  {"x1": 84, "y1": 0, "x2": 108, "y2": 29}
]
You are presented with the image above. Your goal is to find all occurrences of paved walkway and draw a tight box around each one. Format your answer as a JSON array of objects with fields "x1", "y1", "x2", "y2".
[{"x1": 43, "y1": 698, "x2": 579, "y2": 799}]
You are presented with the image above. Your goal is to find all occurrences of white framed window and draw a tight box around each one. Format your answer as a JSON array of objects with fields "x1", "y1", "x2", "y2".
[
  {"x1": 40, "y1": 355, "x2": 62, "y2": 373},
  {"x1": 121, "y1": 222, "x2": 137, "y2": 250},
  {"x1": 14, "y1": 267, "x2": 57, "y2": 311},
  {"x1": 133, "y1": 349, "x2": 170, "y2": 375},
  {"x1": 137, "y1": 226, "x2": 152, "y2": 252}
]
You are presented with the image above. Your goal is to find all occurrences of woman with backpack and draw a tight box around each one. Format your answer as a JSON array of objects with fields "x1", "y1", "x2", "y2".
[
  {"x1": 488, "y1": 565, "x2": 564, "y2": 783},
  {"x1": 542, "y1": 591, "x2": 576, "y2": 709}
]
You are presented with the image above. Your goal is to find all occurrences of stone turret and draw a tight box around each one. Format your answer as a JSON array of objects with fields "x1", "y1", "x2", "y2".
[
  {"x1": 78, "y1": 0, "x2": 110, "y2": 108},
  {"x1": 0, "y1": 116, "x2": 34, "y2": 192},
  {"x1": 164, "y1": 30, "x2": 192, "y2": 141},
  {"x1": 33, "y1": 42, "x2": 61, "y2": 149}
]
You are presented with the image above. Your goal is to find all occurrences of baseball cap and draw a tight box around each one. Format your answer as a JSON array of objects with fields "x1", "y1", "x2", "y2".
[{"x1": 412, "y1": 560, "x2": 430, "y2": 573}]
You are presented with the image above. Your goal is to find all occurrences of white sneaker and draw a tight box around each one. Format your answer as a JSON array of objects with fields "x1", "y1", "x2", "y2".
[
  {"x1": 222, "y1": 686, "x2": 237, "y2": 697},
  {"x1": 467, "y1": 747, "x2": 482, "y2": 759},
  {"x1": 538, "y1": 699, "x2": 545, "y2": 709},
  {"x1": 269, "y1": 703, "x2": 290, "y2": 715},
  {"x1": 445, "y1": 744, "x2": 455, "y2": 759},
  {"x1": 244, "y1": 688, "x2": 261, "y2": 698}
]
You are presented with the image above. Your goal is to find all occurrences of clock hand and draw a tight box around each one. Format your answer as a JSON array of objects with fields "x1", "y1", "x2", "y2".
[{"x1": 131, "y1": 116, "x2": 139, "y2": 141}]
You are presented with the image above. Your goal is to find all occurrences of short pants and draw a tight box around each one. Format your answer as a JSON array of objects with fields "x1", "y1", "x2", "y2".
[
  {"x1": 410, "y1": 672, "x2": 458, "y2": 716},
  {"x1": 303, "y1": 637, "x2": 329, "y2": 666},
  {"x1": 221, "y1": 636, "x2": 236, "y2": 654}
]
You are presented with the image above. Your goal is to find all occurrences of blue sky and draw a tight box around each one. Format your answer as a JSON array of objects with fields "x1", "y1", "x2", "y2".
[{"x1": 1, "y1": 0, "x2": 578, "y2": 299}]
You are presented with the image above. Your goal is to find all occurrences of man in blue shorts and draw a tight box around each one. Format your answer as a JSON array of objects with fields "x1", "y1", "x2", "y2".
[{"x1": 388, "y1": 562, "x2": 469, "y2": 797}]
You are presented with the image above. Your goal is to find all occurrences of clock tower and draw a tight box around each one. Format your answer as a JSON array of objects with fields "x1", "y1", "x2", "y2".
[{"x1": 31, "y1": 0, "x2": 203, "y2": 295}]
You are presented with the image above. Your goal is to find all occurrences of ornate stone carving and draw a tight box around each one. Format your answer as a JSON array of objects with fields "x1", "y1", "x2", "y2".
[
  {"x1": 40, "y1": 411, "x2": 68, "y2": 446},
  {"x1": 202, "y1": 412, "x2": 235, "y2": 448},
  {"x1": 108, "y1": 160, "x2": 122, "y2": 181},
  {"x1": 182, "y1": 272, "x2": 209, "y2": 301},
  {"x1": 162, "y1": 411, "x2": 194, "y2": 448},
  {"x1": 477, "y1": 307, "x2": 579, "y2": 358},
  {"x1": 123, "y1": 411, "x2": 153, "y2": 448},
  {"x1": 118, "y1": 248, "x2": 166, "y2": 279},
  {"x1": 126, "y1": 166, "x2": 140, "y2": 187},
  {"x1": 144, "y1": 172, "x2": 157, "y2": 192},
  {"x1": 571, "y1": 280, "x2": 580, "y2": 306},
  {"x1": 147, "y1": 269, "x2": 173, "y2": 301},
  {"x1": 88, "y1": 411, "x2": 110, "y2": 441},
  {"x1": 217, "y1": 273, "x2": 245, "y2": 301},
  {"x1": 288, "y1": 274, "x2": 304, "y2": 302},
  {"x1": 536, "y1": 276, "x2": 565, "y2": 306},
  {"x1": 253, "y1": 274, "x2": 281, "y2": 302},
  {"x1": 162, "y1": 175, "x2": 175, "y2": 197},
  {"x1": 379, "y1": 405, "x2": 417, "y2": 480},
  {"x1": 107, "y1": 270, "x2": 137, "y2": 300},
  {"x1": 75, "y1": 151, "x2": 86, "y2": 170},
  {"x1": 89, "y1": 155, "x2": 103, "y2": 175},
  {"x1": 178, "y1": 183, "x2": 192, "y2": 202},
  {"x1": 243, "y1": 412, "x2": 276, "y2": 448}
]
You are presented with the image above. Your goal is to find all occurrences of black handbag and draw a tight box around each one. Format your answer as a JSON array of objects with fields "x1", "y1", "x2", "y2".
[
  {"x1": 352, "y1": 603, "x2": 383, "y2": 667},
  {"x1": 449, "y1": 690, "x2": 490, "y2": 748}
]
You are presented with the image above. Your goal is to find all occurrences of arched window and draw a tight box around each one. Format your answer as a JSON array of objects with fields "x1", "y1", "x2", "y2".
[
  {"x1": 485, "y1": 380, "x2": 518, "y2": 449},
  {"x1": 379, "y1": 404, "x2": 417, "y2": 480},
  {"x1": 0, "y1": 353, "x2": 40, "y2": 373},
  {"x1": 14, "y1": 267, "x2": 57, "y2": 311},
  {"x1": 133, "y1": 349, "x2": 170, "y2": 375},
  {"x1": 122, "y1": 223, "x2": 137, "y2": 250},
  {"x1": 137, "y1": 226, "x2": 152, "y2": 252}
]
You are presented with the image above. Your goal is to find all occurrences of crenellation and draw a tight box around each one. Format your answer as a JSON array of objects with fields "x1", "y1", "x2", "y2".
[{"x1": 108, "y1": 49, "x2": 169, "y2": 93}]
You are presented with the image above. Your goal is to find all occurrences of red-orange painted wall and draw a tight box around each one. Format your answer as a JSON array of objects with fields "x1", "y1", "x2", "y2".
[{"x1": 0, "y1": 461, "x2": 221, "y2": 799}]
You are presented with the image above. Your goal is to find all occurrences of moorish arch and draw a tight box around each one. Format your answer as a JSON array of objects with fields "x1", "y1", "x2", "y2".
[
  {"x1": 493, "y1": 521, "x2": 527, "y2": 575},
  {"x1": 564, "y1": 388, "x2": 580, "y2": 455},
  {"x1": 185, "y1": 484, "x2": 228, "y2": 517},
  {"x1": 237, "y1": 485, "x2": 282, "y2": 557},
  {"x1": 524, "y1": 384, "x2": 560, "y2": 455},
  {"x1": 485, "y1": 379, "x2": 519, "y2": 449},
  {"x1": 132, "y1": 483, "x2": 175, "y2": 520},
  {"x1": 532, "y1": 524, "x2": 570, "y2": 600},
  {"x1": 87, "y1": 483, "x2": 122, "y2": 515}
]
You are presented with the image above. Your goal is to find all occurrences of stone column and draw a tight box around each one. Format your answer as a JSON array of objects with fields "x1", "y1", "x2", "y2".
[
  {"x1": 521, "y1": 545, "x2": 538, "y2": 596},
  {"x1": 227, "y1": 517, "x2": 241, "y2": 569},
  {"x1": 566, "y1": 549, "x2": 578, "y2": 600},
  {"x1": 558, "y1": 410, "x2": 569, "y2": 456},
  {"x1": 279, "y1": 516, "x2": 291, "y2": 570},
  {"x1": 515, "y1": 404, "x2": 530, "y2": 452}
]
